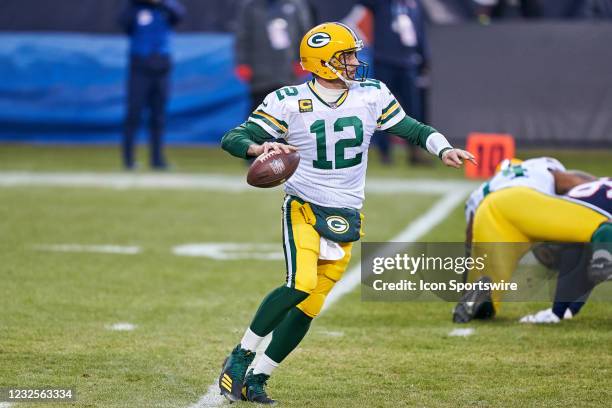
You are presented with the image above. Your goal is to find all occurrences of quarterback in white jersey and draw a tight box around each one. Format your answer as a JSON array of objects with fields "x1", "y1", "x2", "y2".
[
  {"x1": 218, "y1": 21, "x2": 475, "y2": 404},
  {"x1": 249, "y1": 78, "x2": 413, "y2": 209}
]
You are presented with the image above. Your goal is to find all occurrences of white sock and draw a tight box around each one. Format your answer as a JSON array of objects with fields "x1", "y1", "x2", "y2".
[
  {"x1": 252, "y1": 353, "x2": 279, "y2": 376},
  {"x1": 240, "y1": 328, "x2": 264, "y2": 352}
]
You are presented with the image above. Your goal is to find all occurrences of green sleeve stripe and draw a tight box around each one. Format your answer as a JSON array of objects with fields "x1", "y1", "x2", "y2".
[
  {"x1": 274, "y1": 116, "x2": 289, "y2": 130},
  {"x1": 377, "y1": 105, "x2": 402, "y2": 126},
  {"x1": 482, "y1": 182, "x2": 491, "y2": 197},
  {"x1": 381, "y1": 99, "x2": 399, "y2": 115},
  {"x1": 253, "y1": 110, "x2": 289, "y2": 131},
  {"x1": 249, "y1": 114, "x2": 285, "y2": 135}
]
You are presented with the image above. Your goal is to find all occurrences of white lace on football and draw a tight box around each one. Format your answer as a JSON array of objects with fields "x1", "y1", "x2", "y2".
[{"x1": 257, "y1": 150, "x2": 280, "y2": 163}]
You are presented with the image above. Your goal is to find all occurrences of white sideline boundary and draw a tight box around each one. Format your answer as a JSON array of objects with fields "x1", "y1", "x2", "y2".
[
  {"x1": 187, "y1": 187, "x2": 472, "y2": 408},
  {"x1": 0, "y1": 172, "x2": 477, "y2": 194}
]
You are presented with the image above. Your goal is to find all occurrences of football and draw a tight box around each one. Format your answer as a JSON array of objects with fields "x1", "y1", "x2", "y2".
[{"x1": 247, "y1": 149, "x2": 300, "y2": 188}]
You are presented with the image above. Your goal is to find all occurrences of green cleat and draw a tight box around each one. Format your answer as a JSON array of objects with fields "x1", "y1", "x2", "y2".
[
  {"x1": 243, "y1": 368, "x2": 276, "y2": 405},
  {"x1": 218, "y1": 345, "x2": 256, "y2": 402}
]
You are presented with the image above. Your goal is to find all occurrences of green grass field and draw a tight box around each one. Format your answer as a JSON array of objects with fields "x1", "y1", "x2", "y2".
[{"x1": 1, "y1": 146, "x2": 611, "y2": 407}]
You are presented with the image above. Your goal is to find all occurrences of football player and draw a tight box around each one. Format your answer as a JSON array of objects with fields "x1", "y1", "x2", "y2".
[
  {"x1": 454, "y1": 158, "x2": 612, "y2": 323},
  {"x1": 520, "y1": 177, "x2": 612, "y2": 323},
  {"x1": 218, "y1": 22, "x2": 475, "y2": 404}
]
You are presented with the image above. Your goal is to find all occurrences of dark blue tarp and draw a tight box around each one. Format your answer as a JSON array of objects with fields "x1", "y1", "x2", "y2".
[
  {"x1": 0, "y1": 33, "x2": 249, "y2": 144},
  {"x1": 0, "y1": 32, "x2": 373, "y2": 145}
]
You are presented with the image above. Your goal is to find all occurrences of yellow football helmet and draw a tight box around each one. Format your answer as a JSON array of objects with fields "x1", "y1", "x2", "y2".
[{"x1": 300, "y1": 22, "x2": 368, "y2": 82}]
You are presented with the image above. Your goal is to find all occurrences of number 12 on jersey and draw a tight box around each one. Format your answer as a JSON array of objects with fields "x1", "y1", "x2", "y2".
[{"x1": 311, "y1": 116, "x2": 364, "y2": 170}]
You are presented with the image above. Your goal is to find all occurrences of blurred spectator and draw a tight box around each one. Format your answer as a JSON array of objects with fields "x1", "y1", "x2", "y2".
[
  {"x1": 582, "y1": 0, "x2": 612, "y2": 18},
  {"x1": 235, "y1": 0, "x2": 314, "y2": 113},
  {"x1": 419, "y1": 0, "x2": 477, "y2": 23},
  {"x1": 469, "y1": 0, "x2": 540, "y2": 22},
  {"x1": 466, "y1": 0, "x2": 597, "y2": 21},
  {"x1": 119, "y1": 0, "x2": 185, "y2": 170},
  {"x1": 538, "y1": 0, "x2": 588, "y2": 18},
  {"x1": 359, "y1": 0, "x2": 431, "y2": 165}
]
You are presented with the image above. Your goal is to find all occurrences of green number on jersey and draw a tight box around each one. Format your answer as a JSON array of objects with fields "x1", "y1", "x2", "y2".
[
  {"x1": 359, "y1": 79, "x2": 381, "y2": 89},
  {"x1": 502, "y1": 164, "x2": 526, "y2": 178},
  {"x1": 311, "y1": 120, "x2": 333, "y2": 169},
  {"x1": 311, "y1": 116, "x2": 364, "y2": 170},
  {"x1": 275, "y1": 86, "x2": 299, "y2": 101}
]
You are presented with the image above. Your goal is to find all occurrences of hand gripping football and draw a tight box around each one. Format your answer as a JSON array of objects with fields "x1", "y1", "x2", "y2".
[{"x1": 247, "y1": 150, "x2": 300, "y2": 188}]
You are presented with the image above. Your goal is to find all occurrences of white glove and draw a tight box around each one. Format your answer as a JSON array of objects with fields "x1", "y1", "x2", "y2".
[{"x1": 519, "y1": 308, "x2": 573, "y2": 324}]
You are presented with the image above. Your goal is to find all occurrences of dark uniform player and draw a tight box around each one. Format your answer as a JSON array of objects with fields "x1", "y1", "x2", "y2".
[
  {"x1": 234, "y1": 0, "x2": 314, "y2": 113},
  {"x1": 521, "y1": 177, "x2": 612, "y2": 323},
  {"x1": 359, "y1": 0, "x2": 431, "y2": 165},
  {"x1": 119, "y1": 0, "x2": 185, "y2": 170}
]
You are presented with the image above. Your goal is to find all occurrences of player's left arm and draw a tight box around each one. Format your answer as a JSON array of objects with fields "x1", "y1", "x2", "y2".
[
  {"x1": 386, "y1": 116, "x2": 476, "y2": 168},
  {"x1": 221, "y1": 91, "x2": 296, "y2": 159},
  {"x1": 221, "y1": 122, "x2": 295, "y2": 159},
  {"x1": 377, "y1": 83, "x2": 475, "y2": 168}
]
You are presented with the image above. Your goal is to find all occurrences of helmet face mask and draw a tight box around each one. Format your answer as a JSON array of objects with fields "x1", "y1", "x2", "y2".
[
  {"x1": 328, "y1": 48, "x2": 369, "y2": 82},
  {"x1": 300, "y1": 22, "x2": 369, "y2": 84}
]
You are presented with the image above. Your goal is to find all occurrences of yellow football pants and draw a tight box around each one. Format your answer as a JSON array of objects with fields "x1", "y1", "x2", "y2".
[
  {"x1": 472, "y1": 187, "x2": 608, "y2": 306},
  {"x1": 282, "y1": 196, "x2": 353, "y2": 318}
]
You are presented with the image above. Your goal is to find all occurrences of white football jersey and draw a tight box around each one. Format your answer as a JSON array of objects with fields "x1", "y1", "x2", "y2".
[
  {"x1": 248, "y1": 79, "x2": 406, "y2": 209},
  {"x1": 465, "y1": 157, "x2": 566, "y2": 221}
]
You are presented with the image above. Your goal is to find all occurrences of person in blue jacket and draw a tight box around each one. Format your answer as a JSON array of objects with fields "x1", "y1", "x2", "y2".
[
  {"x1": 119, "y1": 0, "x2": 185, "y2": 170},
  {"x1": 359, "y1": 0, "x2": 431, "y2": 165}
]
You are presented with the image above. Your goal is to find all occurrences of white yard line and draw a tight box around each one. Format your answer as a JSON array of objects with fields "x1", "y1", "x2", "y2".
[
  {"x1": 0, "y1": 172, "x2": 476, "y2": 193},
  {"x1": 32, "y1": 244, "x2": 141, "y2": 255},
  {"x1": 0, "y1": 402, "x2": 13, "y2": 408},
  {"x1": 106, "y1": 322, "x2": 137, "y2": 331},
  {"x1": 323, "y1": 189, "x2": 471, "y2": 311},
  {"x1": 448, "y1": 328, "x2": 476, "y2": 337},
  {"x1": 186, "y1": 385, "x2": 226, "y2": 408},
  {"x1": 187, "y1": 187, "x2": 472, "y2": 408}
]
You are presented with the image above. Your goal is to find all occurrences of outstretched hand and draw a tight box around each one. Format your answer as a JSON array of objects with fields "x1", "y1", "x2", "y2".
[{"x1": 441, "y1": 149, "x2": 478, "y2": 168}]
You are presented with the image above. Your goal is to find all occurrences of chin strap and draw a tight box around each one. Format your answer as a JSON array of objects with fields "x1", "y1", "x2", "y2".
[{"x1": 324, "y1": 61, "x2": 354, "y2": 87}]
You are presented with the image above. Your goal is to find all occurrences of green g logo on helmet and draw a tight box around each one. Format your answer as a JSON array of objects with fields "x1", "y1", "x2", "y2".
[
  {"x1": 326, "y1": 216, "x2": 349, "y2": 234},
  {"x1": 307, "y1": 32, "x2": 331, "y2": 48}
]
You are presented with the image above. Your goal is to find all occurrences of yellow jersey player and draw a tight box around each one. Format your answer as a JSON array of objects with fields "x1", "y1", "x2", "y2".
[
  {"x1": 218, "y1": 22, "x2": 475, "y2": 403},
  {"x1": 454, "y1": 158, "x2": 612, "y2": 323}
]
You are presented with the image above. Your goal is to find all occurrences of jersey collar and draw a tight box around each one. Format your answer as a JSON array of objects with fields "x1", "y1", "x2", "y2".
[{"x1": 307, "y1": 79, "x2": 349, "y2": 109}]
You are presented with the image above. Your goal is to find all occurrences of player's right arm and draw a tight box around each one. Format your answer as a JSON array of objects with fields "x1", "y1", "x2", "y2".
[
  {"x1": 221, "y1": 91, "x2": 296, "y2": 158},
  {"x1": 221, "y1": 122, "x2": 295, "y2": 158}
]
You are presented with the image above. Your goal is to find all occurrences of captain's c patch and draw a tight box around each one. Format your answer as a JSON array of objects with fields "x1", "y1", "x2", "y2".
[{"x1": 299, "y1": 99, "x2": 313, "y2": 113}]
